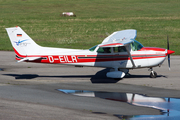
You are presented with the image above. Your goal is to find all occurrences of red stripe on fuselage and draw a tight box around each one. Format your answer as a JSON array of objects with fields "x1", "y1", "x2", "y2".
[
  {"x1": 13, "y1": 47, "x2": 26, "y2": 58},
  {"x1": 13, "y1": 47, "x2": 166, "y2": 64},
  {"x1": 37, "y1": 54, "x2": 166, "y2": 64}
]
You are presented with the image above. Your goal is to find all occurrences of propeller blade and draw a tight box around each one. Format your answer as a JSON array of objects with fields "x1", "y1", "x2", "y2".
[
  {"x1": 167, "y1": 35, "x2": 170, "y2": 70},
  {"x1": 168, "y1": 54, "x2": 170, "y2": 70}
]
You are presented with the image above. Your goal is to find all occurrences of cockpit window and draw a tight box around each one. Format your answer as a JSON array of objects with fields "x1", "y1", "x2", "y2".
[
  {"x1": 131, "y1": 40, "x2": 143, "y2": 51},
  {"x1": 97, "y1": 47, "x2": 111, "y2": 53},
  {"x1": 89, "y1": 45, "x2": 97, "y2": 52},
  {"x1": 89, "y1": 45, "x2": 112, "y2": 53},
  {"x1": 90, "y1": 40, "x2": 143, "y2": 52},
  {"x1": 113, "y1": 46, "x2": 127, "y2": 53}
]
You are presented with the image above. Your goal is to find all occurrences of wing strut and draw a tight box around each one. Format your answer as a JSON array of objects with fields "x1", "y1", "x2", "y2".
[{"x1": 125, "y1": 45, "x2": 136, "y2": 68}]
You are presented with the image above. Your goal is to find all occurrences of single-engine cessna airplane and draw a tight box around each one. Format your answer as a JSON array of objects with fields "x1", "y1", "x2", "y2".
[{"x1": 6, "y1": 26, "x2": 175, "y2": 79}]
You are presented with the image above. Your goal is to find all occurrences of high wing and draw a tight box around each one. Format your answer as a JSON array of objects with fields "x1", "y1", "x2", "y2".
[
  {"x1": 100, "y1": 29, "x2": 137, "y2": 47},
  {"x1": 102, "y1": 29, "x2": 137, "y2": 43},
  {"x1": 99, "y1": 29, "x2": 137, "y2": 68}
]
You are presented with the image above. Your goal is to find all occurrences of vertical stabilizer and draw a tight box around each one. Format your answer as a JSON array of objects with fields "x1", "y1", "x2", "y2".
[{"x1": 6, "y1": 26, "x2": 41, "y2": 56}]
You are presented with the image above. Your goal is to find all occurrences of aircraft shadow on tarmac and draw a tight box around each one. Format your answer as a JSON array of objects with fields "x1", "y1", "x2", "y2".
[{"x1": 3, "y1": 68, "x2": 167, "y2": 83}]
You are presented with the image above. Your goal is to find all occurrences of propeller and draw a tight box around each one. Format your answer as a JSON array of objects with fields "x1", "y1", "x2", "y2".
[
  {"x1": 166, "y1": 36, "x2": 175, "y2": 70},
  {"x1": 167, "y1": 35, "x2": 170, "y2": 70}
]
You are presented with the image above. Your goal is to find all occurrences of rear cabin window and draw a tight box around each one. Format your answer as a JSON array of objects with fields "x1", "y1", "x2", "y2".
[
  {"x1": 113, "y1": 46, "x2": 127, "y2": 53},
  {"x1": 97, "y1": 47, "x2": 111, "y2": 53}
]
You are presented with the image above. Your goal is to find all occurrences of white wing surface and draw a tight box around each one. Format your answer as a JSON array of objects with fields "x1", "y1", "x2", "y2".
[
  {"x1": 99, "y1": 29, "x2": 137, "y2": 68},
  {"x1": 99, "y1": 29, "x2": 137, "y2": 47}
]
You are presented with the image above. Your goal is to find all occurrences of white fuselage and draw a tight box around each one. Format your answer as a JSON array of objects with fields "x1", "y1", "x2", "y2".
[{"x1": 15, "y1": 45, "x2": 167, "y2": 69}]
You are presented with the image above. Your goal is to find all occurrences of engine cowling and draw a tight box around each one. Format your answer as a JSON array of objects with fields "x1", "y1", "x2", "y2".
[{"x1": 106, "y1": 71, "x2": 125, "y2": 78}]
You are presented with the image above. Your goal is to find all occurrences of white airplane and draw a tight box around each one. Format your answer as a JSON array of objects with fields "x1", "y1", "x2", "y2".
[{"x1": 6, "y1": 26, "x2": 175, "y2": 79}]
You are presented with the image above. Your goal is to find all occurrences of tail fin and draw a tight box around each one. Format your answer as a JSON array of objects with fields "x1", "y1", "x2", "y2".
[{"x1": 6, "y1": 26, "x2": 41, "y2": 56}]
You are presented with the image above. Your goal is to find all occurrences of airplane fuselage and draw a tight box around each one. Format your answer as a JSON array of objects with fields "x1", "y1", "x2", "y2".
[{"x1": 14, "y1": 46, "x2": 168, "y2": 69}]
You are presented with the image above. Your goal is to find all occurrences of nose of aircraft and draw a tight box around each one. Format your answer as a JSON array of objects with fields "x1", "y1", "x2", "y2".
[
  {"x1": 166, "y1": 49, "x2": 175, "y2": 70},
  {"x1": 167, "y1": 50, "x2": 175, "y2": 55}
]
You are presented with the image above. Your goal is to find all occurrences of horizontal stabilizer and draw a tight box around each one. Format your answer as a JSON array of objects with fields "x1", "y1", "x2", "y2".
[{"x1": 18, "y1": 57, "x2": 42, "y2": 62}]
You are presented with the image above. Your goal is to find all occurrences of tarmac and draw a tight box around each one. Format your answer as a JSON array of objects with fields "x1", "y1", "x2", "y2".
[{"x1": 0, "y1": 51, "x2": 180, "y2": 120}]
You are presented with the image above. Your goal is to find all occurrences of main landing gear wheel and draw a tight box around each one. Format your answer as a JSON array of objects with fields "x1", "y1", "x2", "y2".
[{"x1": 150, "y1": 71, "x2": 157, "y2": 78}]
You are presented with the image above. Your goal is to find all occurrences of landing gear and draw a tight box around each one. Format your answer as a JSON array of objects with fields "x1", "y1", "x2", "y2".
[
  {"x1": 149, "y1": 68, "x2": 157, "y2": 78},
  {"x1": 150, "y1": 71, "x2": 157, "y2": 78}
]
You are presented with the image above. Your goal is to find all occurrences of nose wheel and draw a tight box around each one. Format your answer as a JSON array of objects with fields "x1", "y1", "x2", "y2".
[{"x1": 149, "y1": 68, "x2": 157, "y2": 78}]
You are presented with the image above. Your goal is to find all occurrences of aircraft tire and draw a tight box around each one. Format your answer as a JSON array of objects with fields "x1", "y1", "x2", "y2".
[{"x1": 150, "y1": 71, "x2": 157, "y2": 78}]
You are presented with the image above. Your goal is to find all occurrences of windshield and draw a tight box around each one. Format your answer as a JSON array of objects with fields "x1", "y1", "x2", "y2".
[
  {"x1": 89, "y1": 45, "x2": 97, "y2": 51},
  {"x1": 131, "y1": 40, "x2": 144, "y2": 51}
]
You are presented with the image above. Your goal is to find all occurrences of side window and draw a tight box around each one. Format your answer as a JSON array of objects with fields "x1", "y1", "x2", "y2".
[
  {"x1": 97, "y1": 47, "x2": 111, "y2": 53},
  {"x1": 113, "y1": 46, "x2": 127, "y2": 53},
  {"x1": 131, "y1": 40, "x2": 143, "y2": 51},
  {"x1": 113, "y1": 47, "x2": 119, "y2": 53}
]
